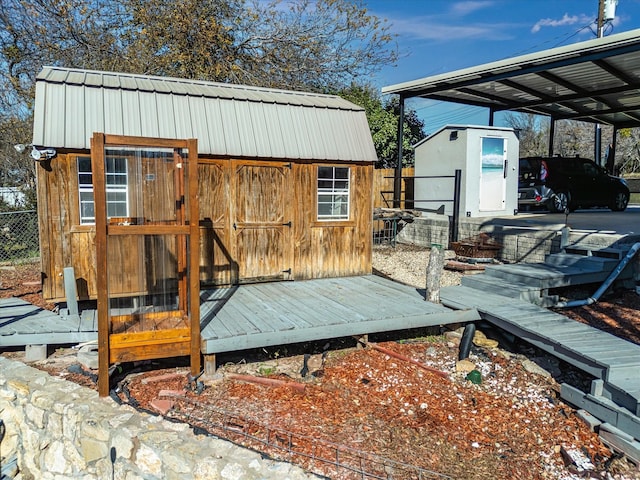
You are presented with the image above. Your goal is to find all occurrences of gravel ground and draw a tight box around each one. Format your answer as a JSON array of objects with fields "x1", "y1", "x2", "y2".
[{"x1": 372, "y1": 243, "x2": 464, "y2": 289}]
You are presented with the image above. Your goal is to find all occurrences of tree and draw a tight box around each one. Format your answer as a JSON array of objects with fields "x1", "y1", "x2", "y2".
[
  {"x1": 503, "y1": 112, "x2": 640, "y2": 174},
  {"x1": 0, "y1": 0, "x2": 399, "y2": 115},
  {"x1": 503, "y1": 112, "x2": 549, "y2": 157},
  {"x1": 0, "y1": 0, "x2": 127, "y2": 115},
  {"x1": 338, "y1": 85, "x2": 425, "y2": 168},
  {"x1": 0, "y1": 116, "x2": 37, "y2": 209},
  {"x1": 232, "y1": 0, "x2": 398, "y2": 91}
]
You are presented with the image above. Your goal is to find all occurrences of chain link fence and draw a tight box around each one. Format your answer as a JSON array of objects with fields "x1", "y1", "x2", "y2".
[{"x1": 0, "y1": 210, "x2": 40, "y2": 264}]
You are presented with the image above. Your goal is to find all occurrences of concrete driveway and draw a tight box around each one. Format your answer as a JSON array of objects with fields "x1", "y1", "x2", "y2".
[{"x1": 511, "y1": 205, "x2": 640, "y2": 236}]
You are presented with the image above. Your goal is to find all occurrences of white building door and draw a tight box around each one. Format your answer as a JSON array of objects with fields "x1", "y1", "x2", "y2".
[{"x1": 479, "y1": 137, "x2": 507, "y2": 211}]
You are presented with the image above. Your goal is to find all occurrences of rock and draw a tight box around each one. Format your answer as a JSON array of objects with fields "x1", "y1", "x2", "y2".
[
  {"x1": 456, "y1": 359, "x2": 476, "y2": 373},
  {"x1": 521, "y1": 359, "x2": 552, "y2": 378},
  {"x1": 560, "y1": 446, "x2": 595, "y2": 472},
  {"x1": 444, "y1": 331, "x2": 462, "y2": 340},
  {"x1": 25, "y1": 344, "x2": 48, "y2": 362},
  {"x1": 472, "y1": 330, "x2": 499, "y2": 349},
  {"x1": 150, "y1": 399, "x2": 175, "y2": 415},
  {"x1": 77, "y1": 344, "x2": 99, "y2": 370},
  {"x1": 531, "y1": 356, "x2": 561, "y2": 377}
]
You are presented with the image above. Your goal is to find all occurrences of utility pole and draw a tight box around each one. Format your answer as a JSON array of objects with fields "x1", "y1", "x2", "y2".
[
  {"x1": 595, "y1": 0, "x2": 605, "y2": 166},
  {"x1": 597, "y1": 0, "x2": 606, "y2": 37}
]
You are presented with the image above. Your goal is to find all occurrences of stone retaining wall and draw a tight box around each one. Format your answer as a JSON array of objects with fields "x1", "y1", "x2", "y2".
[
  {"x1": 397, "y1": 215, "x2": 565, "y2": 263},
  {"x1": 457, "y1": 223, "x2": 565, "y2": 263},
  {"x1": 0, "y1": 357, "x2": 320, "y2": 480},
  {"x1": 396, "y1": 214, "x2": 450, "y2": 248}
]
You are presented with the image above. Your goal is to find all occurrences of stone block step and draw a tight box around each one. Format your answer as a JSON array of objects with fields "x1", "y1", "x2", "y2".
[
  {"x1": 543, "y1": 252, "x2": 619, "y2": 271},
  {"x1": 482, "y1": 263, "x2": 610, "y2": 289},
  {"x1": 563, "y1": 244, "x2": 627, "y2": 259},
  {"x1": 460, "y1": 275, "x2": 558, "y2": 306}
]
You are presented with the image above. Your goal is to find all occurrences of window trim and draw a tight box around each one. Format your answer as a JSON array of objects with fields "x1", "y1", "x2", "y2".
[
  {"x1": 77, "y1": 155, "x2": 130, "y2": 225},
  {"x1": 315, "y1": 165, "x2": 352, "y2": 224}
]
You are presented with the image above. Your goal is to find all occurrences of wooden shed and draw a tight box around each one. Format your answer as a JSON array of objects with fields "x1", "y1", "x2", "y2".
[{"x1": 32, "y1": 67, "x2": 377, "y2": 302}]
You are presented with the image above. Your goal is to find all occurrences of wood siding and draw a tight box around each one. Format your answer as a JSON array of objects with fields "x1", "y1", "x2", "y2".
[
  {"x1": 372, "y1": 167, "x2": 414, "y2": 209},
  {"x1": 38, "y1": 154, "x2": 374, "y2": 301}
]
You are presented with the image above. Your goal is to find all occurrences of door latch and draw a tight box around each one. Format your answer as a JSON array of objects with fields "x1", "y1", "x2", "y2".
[{"x1": 282, "y1": 221, "x2": 292, "y2": 228}]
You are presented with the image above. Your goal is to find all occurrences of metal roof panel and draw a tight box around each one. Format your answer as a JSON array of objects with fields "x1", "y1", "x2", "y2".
[
  {"x1": 33, "y1": 66, "x2": 375, "y2": 162},
  {"x1": 382, "y1": 28, "x2": 640, "y2": 128}
]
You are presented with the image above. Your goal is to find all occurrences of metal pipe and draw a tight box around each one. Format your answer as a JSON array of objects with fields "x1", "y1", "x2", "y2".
[
  {"x1": 393, "y1": 94, "x2": 405, "y2": 209},
  {"x1": 548, "y1": 118, "x2": 556, "y2": 157},
  {"x1": 451, "y1": 169, "x2": 462, "y2": 244},
  {"x1": 554, "y1": 242, "x2": 640, "y2": 308}
]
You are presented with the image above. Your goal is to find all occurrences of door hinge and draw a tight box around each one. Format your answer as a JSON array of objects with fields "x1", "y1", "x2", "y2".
[
  {"x1": 282, "y1": 221, "x2": 292, "y2": 228},
  {"x1": 282, "y1": 268, "x2": 292, "y2": 274},
  {"x1": 284, "y1": 163, "x2": 292, "y2": 169}
]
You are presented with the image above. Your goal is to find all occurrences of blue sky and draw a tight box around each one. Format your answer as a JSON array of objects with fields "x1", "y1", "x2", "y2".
[{"x1": 365, "y1": 0, "x2": 640, "y2": 133}]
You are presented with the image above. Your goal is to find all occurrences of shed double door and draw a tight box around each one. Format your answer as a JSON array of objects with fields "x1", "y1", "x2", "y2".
[{"x1": 232, "y1": 160, "x2": 293, "y2": 282}]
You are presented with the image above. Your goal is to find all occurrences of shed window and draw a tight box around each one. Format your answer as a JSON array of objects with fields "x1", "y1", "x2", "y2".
[
  {"x1": 317, "y1": 166, "x2": 350, "y2": 221},
  {"x1": 78, "y1": 156, "x2": 129, "y2": 224}
]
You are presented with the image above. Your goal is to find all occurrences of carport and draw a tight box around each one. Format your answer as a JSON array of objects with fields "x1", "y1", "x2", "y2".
[{"x1": 382, "y1": 28, "x2": 640, "y2": 207}]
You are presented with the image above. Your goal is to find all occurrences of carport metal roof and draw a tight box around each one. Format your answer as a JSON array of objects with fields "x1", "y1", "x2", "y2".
[{"x1": 382, "y1": 28, "x2": 640, "y2": 129}]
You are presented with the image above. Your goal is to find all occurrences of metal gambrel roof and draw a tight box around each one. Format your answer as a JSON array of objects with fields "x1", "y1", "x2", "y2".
[
  {"x1": 33, "y1": 66, "x2": 377, "y2": 162},
  {"x1": 382, "y1": 28, "x2": 640, "y2": 129}
]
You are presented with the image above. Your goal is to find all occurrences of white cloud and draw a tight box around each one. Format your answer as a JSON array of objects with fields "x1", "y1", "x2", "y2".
[
  {"x1": 391, "y1": 17, "x2": 510, "y2": 42},
  {"x1": 531, "y1": 13, "x2": 593, "y2": 33},
  {"x1": 451, "y1": 1, "x2": 495, "y2": 16}
]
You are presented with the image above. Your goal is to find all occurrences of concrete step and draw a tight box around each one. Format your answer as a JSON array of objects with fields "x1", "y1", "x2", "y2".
[
  {"x1": 544, "y1": 252, "x2": 620, "y2": 271},
  {"x1": 482, "y1": 263, "x2": 611, "y2": 289},
  {"x1": 563, "y1": 244, "x2": 627, "y2": 259},
  {"x1": 460, "y1": 275, "x2": 558, "y2": 306}
]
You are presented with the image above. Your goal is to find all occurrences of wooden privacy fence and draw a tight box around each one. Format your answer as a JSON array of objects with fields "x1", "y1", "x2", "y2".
[{"x1": 372, "y1": 168, "x2": 414, "y2": 209}]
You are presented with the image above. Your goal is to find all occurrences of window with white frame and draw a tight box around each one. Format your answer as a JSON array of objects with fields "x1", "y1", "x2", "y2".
[
  {"x1": 317, "y1": 166, "x2": 350, "y2": 221},
  {"x1": 78, "y1": 156, "x2": 129, "y2": 224}
]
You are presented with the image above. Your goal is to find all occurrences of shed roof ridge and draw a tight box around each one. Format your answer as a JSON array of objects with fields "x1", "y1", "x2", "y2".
[{"x1": 37, "y1": 66, "x2": 363, "y2": 111}]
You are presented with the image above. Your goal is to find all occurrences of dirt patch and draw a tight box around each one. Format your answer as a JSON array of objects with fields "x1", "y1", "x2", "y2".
[
  {"x1": 3, "y1": 248, "x2": 640, "y2": 479},
  {"x1": 552, "y1": 287, "x2": 640, "y2": 345}
]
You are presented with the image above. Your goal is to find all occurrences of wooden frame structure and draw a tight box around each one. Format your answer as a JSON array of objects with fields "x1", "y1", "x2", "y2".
[{"x1": 91, "y1": 133, "x2": 200, "y2": 396}]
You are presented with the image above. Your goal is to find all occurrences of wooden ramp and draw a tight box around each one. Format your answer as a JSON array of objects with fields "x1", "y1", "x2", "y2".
[
  {"x1": 200, "y1": 275, "x2": 479, "y2": 355},
  {"x1": 441, "y1": 284, "x2": 640, "y2": 443}
]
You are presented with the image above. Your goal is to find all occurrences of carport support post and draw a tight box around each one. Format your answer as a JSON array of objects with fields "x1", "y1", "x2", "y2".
[
  {"x1": 393, "y1": 94, "x2": 405, "y2": 209},
  {"x1": 607, "y1": 126, "x2": 618, "y2": 174},
  {"x1": 548, "y1": 118, "x2": 556, "y2": 156}
]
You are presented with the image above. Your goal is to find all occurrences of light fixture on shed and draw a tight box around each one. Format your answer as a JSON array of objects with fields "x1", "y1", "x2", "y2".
[{"x1": 14, "y1": 143, "x2": 57, "y2": 161}]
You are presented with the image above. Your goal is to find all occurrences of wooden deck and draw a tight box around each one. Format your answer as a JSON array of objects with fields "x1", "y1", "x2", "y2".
[
  {"x1": 0, "y1": 275, "x2": 480, "y2": 353},
  {"x1": 198, "y1": 275, "x2": 479, "y2": 354}
]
